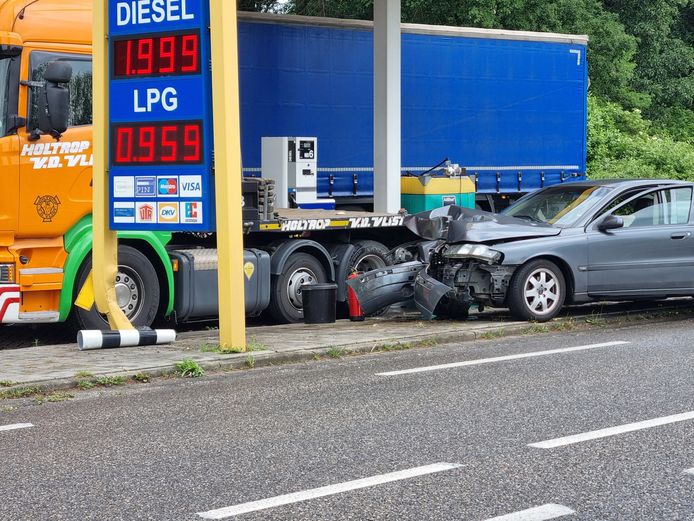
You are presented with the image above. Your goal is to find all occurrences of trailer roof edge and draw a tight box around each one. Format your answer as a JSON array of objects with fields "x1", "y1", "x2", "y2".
[{"x1": 237, "y1": 12, "x2": 589, "y2": 45}]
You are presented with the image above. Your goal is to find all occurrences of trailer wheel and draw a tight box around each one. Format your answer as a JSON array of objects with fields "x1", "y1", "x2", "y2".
[
  {"x1": 69, "y1": 245, "x2": 160, "y2": 331},
  {"x1": 268, "y1": 252, "x2": 327, "y2": 324},
  {"x1": 349, "y1": 240, "x2": 391, "y2": 316}
]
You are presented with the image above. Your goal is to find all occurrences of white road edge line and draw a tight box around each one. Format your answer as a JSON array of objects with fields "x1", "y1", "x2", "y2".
[
  {"x1": 485, "y1": 503, "x2": 575, "y2": 521},
  {"x1": 684, "y1": 468, "x2": 694, "y2": 476},
  {"x1": 529, "y1": 411, "x2": 694, "y2": 449},
  {"x1": 376, "y1": 341, "x2": 630, "y2": 376},
  {"x1": 196, "y1": 462, "x2": 462, "y2": 519},
  {"x1": 0, "y1": 423, "x2": 33, "y2": 432}
]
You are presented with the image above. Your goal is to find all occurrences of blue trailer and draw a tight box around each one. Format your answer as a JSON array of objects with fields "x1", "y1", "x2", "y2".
[{"x1": 238, "y1": 12, "x2": 588, "y2": 211}]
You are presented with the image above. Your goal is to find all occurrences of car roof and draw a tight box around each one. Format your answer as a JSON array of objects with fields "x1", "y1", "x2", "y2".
[{"x1": 547, "y1": 179, "x2": 693, "y2": 189}]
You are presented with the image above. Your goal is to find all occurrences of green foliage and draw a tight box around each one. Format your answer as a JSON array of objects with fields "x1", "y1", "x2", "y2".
[
  {"x1": 587, "y1": 94, "x2": 694, "y2": 180},
  {"x1": 176, "y1": 359, "x2": 205, "y2": 378}
]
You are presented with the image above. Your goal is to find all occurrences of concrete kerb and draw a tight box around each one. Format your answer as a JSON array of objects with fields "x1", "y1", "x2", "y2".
[{"x1": 2, "y1": 303, "x2": 694, "y2": 400}]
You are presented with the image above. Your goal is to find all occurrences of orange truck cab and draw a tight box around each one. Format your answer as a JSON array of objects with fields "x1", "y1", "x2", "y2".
[{"x1": 0, "y1": 0, "x2": 176, "y2": 329}]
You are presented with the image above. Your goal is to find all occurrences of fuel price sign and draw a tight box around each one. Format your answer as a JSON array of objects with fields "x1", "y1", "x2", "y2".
[{"x1": 108, "y1": 0, "x2": 214, "y2": 231}]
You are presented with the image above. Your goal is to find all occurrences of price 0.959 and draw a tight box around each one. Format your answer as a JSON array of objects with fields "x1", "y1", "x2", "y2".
[
  {"x1": 112, "y1": 121, "x2": 203, "y2": 165},
  {"x1": 113, "y1": 31, "x2": 200, "y2": 78}
]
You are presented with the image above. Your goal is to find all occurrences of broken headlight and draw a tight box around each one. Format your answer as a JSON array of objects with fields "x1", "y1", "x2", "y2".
[{"x1": 443, "y1": 244, "x2": 502, "y2": 263}]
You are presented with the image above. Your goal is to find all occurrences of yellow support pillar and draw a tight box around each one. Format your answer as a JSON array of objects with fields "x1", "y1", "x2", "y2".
[
  {"x1": 92, "y1": 0, "x2": 133, "y2": 330},
  {"x1": 209, "y1": 0, "x2": 247, "y2": 349}
]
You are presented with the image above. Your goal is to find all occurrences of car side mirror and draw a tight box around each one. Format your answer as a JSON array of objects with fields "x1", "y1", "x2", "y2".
[
  {"x1": 37, "y1": 61, "x2": 72, "y2": 139},
  {"x1": 597, "y1": 214, "x2": 624, "y2": 232}
]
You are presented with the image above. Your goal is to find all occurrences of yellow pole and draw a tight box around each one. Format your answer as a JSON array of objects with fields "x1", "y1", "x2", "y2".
[
  {"x1": 209, "y1": 0, "x2": 247, "y2": 349},
  {"x1": 92, "y1": 0, "x2": 133, "y2": 330}
]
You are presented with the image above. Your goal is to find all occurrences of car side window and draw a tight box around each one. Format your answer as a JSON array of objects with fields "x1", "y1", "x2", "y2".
[
  {"x1": 27, "y1": 51, "x2": 92, "y2": 131},
  {"x1": 609, "y1": 187, "x2": 692, "y2": 228}
]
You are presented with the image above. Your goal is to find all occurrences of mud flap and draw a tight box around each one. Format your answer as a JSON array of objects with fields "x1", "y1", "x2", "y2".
[
  {"x1": 346, "y1": 261, "x2": 425, "y2": 315},
  {"x1": 414, "y1": 271, "x2": 454, "y2": 320}
]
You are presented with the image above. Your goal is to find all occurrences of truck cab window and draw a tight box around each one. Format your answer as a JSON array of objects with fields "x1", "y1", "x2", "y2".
[
  {"x1": 0, "y1": 57, "x2": 13, "y2": 136},
  {"x1": 27, "y1": 51, "x2": 92, "y2": 131}
]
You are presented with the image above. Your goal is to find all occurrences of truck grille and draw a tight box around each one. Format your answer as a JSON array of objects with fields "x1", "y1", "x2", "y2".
[{"x1": 0, "y1": 264, "x2": 14, "y2": 283}]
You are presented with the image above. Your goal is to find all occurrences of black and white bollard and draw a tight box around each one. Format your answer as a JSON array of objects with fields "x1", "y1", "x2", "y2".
[{"x1": 77, "y1": 329, "x2": 176, "y2": 350}]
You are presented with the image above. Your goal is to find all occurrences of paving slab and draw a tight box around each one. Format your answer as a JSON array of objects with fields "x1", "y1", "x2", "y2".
[{"x1": 0, "y1": 314, "x2": 523, "y2": 389}]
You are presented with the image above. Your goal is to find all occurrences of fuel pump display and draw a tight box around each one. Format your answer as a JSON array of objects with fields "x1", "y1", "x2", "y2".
[{"x1": 108, "y1": 0, "x2": 215, "y2": 231}]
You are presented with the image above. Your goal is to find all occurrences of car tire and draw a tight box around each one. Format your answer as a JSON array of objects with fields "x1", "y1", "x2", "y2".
[
  {"x1": 349, "y1": 240, "x2": 391, "y2": 316},
  {"x1": 68, "y1": 245, "x2": 161, "y2": 331},
  {"x1": 507, "y1": 259, "x2": 565, "y2": 322},
  {"x1": 268, "y1": 252, "x2": 328, "y2": 324}
]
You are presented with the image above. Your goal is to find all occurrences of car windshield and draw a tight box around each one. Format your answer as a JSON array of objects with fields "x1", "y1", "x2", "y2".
[{"x1": 503, "y1": 185, "x2": 614, "y2": 227}]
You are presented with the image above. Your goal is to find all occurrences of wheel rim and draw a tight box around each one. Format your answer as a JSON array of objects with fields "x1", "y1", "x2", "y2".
[
  {"x1": 286, "y1": 267, "x2": 318, "y2": 311},
  {"x1": 354, "y1": 253, "x2": 387, "y2": 272},
  {"x1": 523, "y1": 268, "x2": 560, "y2": 316},
  {"x1": 114, "y1": 266, "x2": 146, "y2": 321}
]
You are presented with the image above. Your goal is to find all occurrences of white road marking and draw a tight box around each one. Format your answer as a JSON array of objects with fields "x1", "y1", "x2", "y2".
[
  {"x1": 684, "y1": 468, "x2": 694, "y2": 476},
  {"x1": 0, "y1": 423, "x2": 33, "y2": 432},
  {"x1": 529, "y1": 411, "x2": 694, "y2": 449},
  {"x1": 197, "y1": 462, "x2": 461, "y2": 519},
  {"x1": 376, "y1": 341, "x2": 630, "y2": 376},
  {"x1": 485, "y1": 503, "x2": 575, "y2": 521}
]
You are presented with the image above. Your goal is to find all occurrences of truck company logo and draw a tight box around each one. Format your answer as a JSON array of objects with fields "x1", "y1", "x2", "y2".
[
  {"x1": 136, "y1": 203, "x2": 155, "y2": 223},
  {"x1": 34, "y1": 195, "x2": 61, "y2": 223},
  {"x1": 158, "y1": 202, "x2": 179, "y2": 223},
  {"x1": 158, "y1": 177, "x2": 178, "y2": 196},
  {"x1": 348, "y1": 215, "x2": 405, "y2": 229},
  {"x1": 135, "y1": 177, "x2": 157, "y2": 196},
  {"x1": 113, "y1": 202, "x2": 135, "y2": 224},
  {"x1": 182, "y1": 202, "x2": 202, "y2": 224},
  {"x1": 280, "y1": 218, "x2": 331, "y2": 232},
  {"x1": 180, "y1": 175, "x2": 202, "y2": 197},
  {"x1": 21, "y1": 141, "x2": 92, "y2": 170}
]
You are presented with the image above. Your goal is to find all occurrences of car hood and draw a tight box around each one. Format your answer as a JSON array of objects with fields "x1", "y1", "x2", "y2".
[{"x1": 403, "y1": 205, "x2": 561, "y2": 243}]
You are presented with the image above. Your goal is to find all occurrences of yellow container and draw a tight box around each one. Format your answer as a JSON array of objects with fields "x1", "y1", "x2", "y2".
[{"x1": 401, "y1": 176, "x2": 475, "y2": 213}]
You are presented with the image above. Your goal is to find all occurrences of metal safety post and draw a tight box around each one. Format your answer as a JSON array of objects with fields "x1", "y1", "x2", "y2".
[
  {"x1": 92, "y1": 0, "x2": 133, "y2": 330},
  {"x1": 209, "y1": 0, "x2": 247, "y2": 350}
]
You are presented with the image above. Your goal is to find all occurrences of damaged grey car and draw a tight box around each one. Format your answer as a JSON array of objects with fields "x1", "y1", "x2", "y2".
[{"x1": 349, "y1": 180, "x2": 694, "y2": 322}]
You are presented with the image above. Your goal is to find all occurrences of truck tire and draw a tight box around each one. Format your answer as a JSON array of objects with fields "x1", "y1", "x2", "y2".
[
  {"x1": 268, "y1": 252, "x2": 327, "y2": 324},
  {"x1": 507, "y1": 259, "x2": 565, "y2": 322},
  {"x1": 349, "y1": 240, "x2": 391, "y2": 316},
  {"x1": 68, "y1": 245, "x2": 161, "y2": 331}
]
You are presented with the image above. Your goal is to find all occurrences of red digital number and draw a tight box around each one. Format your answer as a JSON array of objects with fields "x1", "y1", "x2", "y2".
[
  {"x1": 139, "y1": 126, "x2": 155, "y2": 162},
  {"x1": 160, "y1": 125, "x2": 178, "y2": 162},
  {"x1": 115, "y1": 127, "x2": 133, "y2": 163},
  {"x1": 137, "y1": 38, "x2": 153, "y2": 75},
  {"x1": 183, "y1": 124, "x2": 201, "y2": 162},
  {"x1": 113, "y1": 32, "x2": 201, "y2": 78},
  {"x1": 180, "y1": 34, "x2": 198, "y2": 73},
  {"x1": 159, "y1": 36, "x2": 175, "y2": 74}
]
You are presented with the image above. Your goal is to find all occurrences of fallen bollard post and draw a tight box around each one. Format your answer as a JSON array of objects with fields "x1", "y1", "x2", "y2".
[{"x1": 77, "y1": 329, "x2": 176, "y2": 350}]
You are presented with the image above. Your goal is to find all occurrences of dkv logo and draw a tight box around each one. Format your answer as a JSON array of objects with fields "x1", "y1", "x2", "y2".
[{"x1": 158, "y1": 202, "x2": 179, "y2": 223}]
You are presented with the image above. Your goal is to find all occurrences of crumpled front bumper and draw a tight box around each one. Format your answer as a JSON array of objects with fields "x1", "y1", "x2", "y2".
[
  {"x1": 413, "y1": 270, "x2": 455, "y2": 320},
  {"x1": 346, "y1": 261, "x2": 426, "y2": 315}
]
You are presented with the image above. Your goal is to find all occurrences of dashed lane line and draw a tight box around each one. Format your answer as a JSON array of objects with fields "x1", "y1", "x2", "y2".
[
  {"x1": 484, "y1": 504, "x2": 576, "y2": 521},
  {"x1": 529, "y1": 411, "x2": 694, "y2": 449},
  {"x1": 376, "y1": 341, "x2": 630, "y2": 376},
  {"x1": 684, "y1": 468, "x2": 694, "y2": 476},
  {"x1": 196, "y1": 462, "x2": 462, "y2": 519},
  {"x1": 0, "y1": 423, "x2": 33, "y2": 432}
]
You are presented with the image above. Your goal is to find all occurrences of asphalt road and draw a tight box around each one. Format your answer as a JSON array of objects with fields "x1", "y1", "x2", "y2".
[{"x1": 0, "y1": 320, "x2": 692, "y2": 520}]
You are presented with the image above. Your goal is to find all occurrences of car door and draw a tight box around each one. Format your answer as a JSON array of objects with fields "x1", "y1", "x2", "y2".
[{"x1": 586, "y1": 186, "x2": 694, "y2": 296}]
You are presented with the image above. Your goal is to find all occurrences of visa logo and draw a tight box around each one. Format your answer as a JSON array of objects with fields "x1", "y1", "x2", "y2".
[{"x1": 182, "y1": 181, "x2": 200, "y2": 191}]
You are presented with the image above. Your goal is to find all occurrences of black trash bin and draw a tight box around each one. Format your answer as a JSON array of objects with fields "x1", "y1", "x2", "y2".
[{"x1": 302, "y1": 283, "x2": 338, "y2": 324}]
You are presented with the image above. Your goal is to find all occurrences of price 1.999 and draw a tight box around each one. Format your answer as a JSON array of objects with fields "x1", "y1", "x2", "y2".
[{"x1": 112, "y1": 121, "x2": 203, "y2": 165}]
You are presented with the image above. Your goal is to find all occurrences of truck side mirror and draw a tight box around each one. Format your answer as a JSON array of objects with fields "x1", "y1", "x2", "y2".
[
  {"x1": 37, "y1": 61, "x2": 72, "y2": 139},
  {"x1": 597, "y1": 214, "x2": 624, "y2": 232}
]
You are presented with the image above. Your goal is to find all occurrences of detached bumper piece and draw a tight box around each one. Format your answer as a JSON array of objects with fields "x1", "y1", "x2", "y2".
[
  {"x1": 414, "y1": 271, "x2": 455, "y2": 320},
  {"x1": 346, "y1": 261, "x2": 425, "y2": 316}
]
